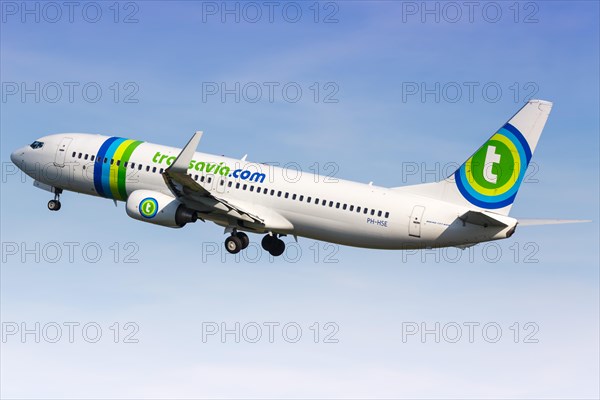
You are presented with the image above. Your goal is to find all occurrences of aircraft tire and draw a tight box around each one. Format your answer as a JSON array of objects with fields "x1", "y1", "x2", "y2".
[
  {"x1": 225, "y1": 235, "x2": 243, "y2": 254},
  {"x1": 48, "y1": 200, "x2": 61, "y2": 211},
  {"x1": 269, "y1": 239, "x2": 285, "y2": 257},
  {"x1": 236, "y1": 232, "x2": 250, "y2": 249}
]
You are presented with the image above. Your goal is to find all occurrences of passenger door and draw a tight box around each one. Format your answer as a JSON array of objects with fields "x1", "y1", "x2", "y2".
[{"x1": 54, "y1": 137, "x2": 73, "y2": 167}]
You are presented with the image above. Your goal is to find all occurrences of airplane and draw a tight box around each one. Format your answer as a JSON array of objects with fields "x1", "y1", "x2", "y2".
[{"x1": 10, "y1": 99, "x2": 586, "y2": 257}]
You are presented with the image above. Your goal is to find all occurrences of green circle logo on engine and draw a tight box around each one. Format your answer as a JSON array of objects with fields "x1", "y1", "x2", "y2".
[{"x1": 139, "y1": 197, "x2": 158, "y2": 218}]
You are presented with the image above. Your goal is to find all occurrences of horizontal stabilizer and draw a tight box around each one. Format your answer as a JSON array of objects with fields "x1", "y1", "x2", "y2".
[
  {"x1": 459, "y1": 210, "x2": 511, "y2": 227},
  {"x1": 517, "y1": 219, "x2": 591, "y2": 226}
]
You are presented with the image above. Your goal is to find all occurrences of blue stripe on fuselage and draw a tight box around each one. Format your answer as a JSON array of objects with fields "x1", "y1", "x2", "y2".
[
  {"x1": 100, "y1": 138, "x2": 126, "y2": 198},
  {"x1": 93, "y1": 137, "x2": 121, "y2": 197}
]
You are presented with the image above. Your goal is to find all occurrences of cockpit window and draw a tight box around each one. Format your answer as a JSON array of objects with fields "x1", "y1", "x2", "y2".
[{"x1": 29, "y1": 141, "x2": 44, "y2": 149}]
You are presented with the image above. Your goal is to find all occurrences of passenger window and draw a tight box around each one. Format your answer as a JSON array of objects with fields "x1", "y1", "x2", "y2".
[
  {"x1": 307, "y1": 196, "x2": 311, "y2": 202},
  {"x1": 385, "y1": 212, "x2": 390, "y2": 218},
  {"x1": 371, "y1": 209, "x2": 375, "y2": 216},
  {"x1": 91, "y1": 155, "x2": 95, "y2": 161},
  {"x1": 78, "y1": 153, "x2": 82, "y2": 159},
  {"x1": 242, "y1": 184, "x2": 247, "y2": 190},
  {"x1": 201, "y1": 176, "x2": 205, "y2": 182},
  {"x1": 364, "y1": 208, "x2": 368, "y2": 214},
  {"x1": 152, "y1": 167, "x2": 157, "y2": 173},
  {"x1": 285, "y1": 192, "x2": 289, "y2": 199},
  {"x1": 110, "y1": 159, "x2": 115, "y2": 165},
  {"x1": 228, "y1": 181, "x2": 233, "y2": 187},
  {"x1": 349, "y1": 205, "x2": 354, "y2": 211},
  {"x1": 104, "y1": 158, "x2": 108, "y2": 164},
  {"x1": 146, "y1": 166, "x2": 150, "y2": 172},
  {"x1": 263, "y1": 188, "x2": 268, "y2": 194},
  {"x1": 250, "y1": 186, "x2": 254, "y2": 192},
  {"x1": 322, "y1": 200, "x2": 326, "y2": 206},
  {"x1": 336, "y1": 202, "x2": 340, "y2": 209},
  {"x1": 84, "y1": 154, "x2": 89, "y2": 160},
  {"x1": 378, "y1": 211, "x2": 382, "y2": 217},
  {"x1": 343, "y1": 204, "x2": 347, "y2": 210},
  {"x1": 123, "y1": 161, "x2": 127, "y2": 167},
  {"x1": 116, "y1": 160, "x2": 121, "y2": 166},
  {"x1": 277, "y1": 191, "x2": 282, "y2": 197},
  {"x1": 138, "y1": 164, "x2": 142, "y2": 170},
  {"x1": 329, "y1": 201, "x2": 333, "y2": 207},
  {"x1": 194, "y1": 175, "x2": 199, "y2": 181},
  {"x1": 299, "y1": 195, "x2": 304, "y2": 202},
  {"x1": 220, "y1": 180, "x2": 225, "y2": 186},
  {"x1": 159, "y1": 168, "x2": 164, "y2": 174},
  {"x1": 207, "y1": 177, "x2": 212, "y2": 183},
  {"x1": 357, "y1": 206, "x2": 361, "y2": 213},
  {"x1": 236, "y1": 182, "x2": 240, "y2": 189},
  {"x1": 72, "y1": 152, "x2": 76, "y2": 157},
  {"x1": 270, "y1": 190, "x2": 275, "y2": 196},
  {"x1": 292, "y1": 194, "x2": 297, "y2": 200}
]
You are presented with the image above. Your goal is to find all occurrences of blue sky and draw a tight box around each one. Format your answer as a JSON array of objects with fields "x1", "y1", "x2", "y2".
[{"x1": 1, "y1": 1, "x2": 599, "y2": 398}]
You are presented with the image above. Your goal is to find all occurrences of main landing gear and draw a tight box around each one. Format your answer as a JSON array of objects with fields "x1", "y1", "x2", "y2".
[
  {"x1": 223, "y1": 231, "x2": 286, "y2": 257},
  {"x1": 261, "y1": 234, "x2": 285, "y2": 257},
  {"x1": 47, "y1": 188, "x2": 63, "y2": 211},
  {"x1": 224, "y1": 231, "x2": 250, "y2": 254}
]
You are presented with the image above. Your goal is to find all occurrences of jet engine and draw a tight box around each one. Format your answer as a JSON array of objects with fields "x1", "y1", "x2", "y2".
[{"x1": 126, "y1": 190, "x2": 197, "y2": 228}]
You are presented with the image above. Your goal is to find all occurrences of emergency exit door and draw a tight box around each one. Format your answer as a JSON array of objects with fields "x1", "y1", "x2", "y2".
[{"x1": 409, "y1": 206, "x2": 425, "y2": 237}]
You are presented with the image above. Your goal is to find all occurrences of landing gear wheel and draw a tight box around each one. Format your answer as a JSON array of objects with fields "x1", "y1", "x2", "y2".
[
  {"x1": 235, "y1": 232, "x2": 250, "y2": 249},
  {"x1": 47, "y1": 200, "x2": 61, "y2": 211},
  {"x1": 48, "y1": 188, "x2": 63, "y2": 211},
  {"x1": 261, "y1": 235, "x2": 276, "y2": 252},
  {"x1": 225, "y1": 235, "x2": 243, "y2": 254},
  {"x1": 269, "y1": 238, "x2": 285, "y2": 257}
]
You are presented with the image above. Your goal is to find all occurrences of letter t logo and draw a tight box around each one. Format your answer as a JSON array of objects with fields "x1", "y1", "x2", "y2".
[{"x1": 484, "y1": 145, "x2": 501, "y2": 184}]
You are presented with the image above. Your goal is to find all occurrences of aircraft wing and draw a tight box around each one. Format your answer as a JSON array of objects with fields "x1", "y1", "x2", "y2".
[{"x1": 161, "y1": 131, "x2": 265, "y2": 225}]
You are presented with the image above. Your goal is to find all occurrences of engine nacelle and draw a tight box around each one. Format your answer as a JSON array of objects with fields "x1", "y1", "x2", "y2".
[{"x1": 126, "y1": 190, "x2": 198, "y2": 228}]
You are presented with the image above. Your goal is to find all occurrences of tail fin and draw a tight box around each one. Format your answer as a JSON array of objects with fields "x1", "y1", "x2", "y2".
[{"x1": 394, "y1": 99, "x2": 553, "y2": 216}]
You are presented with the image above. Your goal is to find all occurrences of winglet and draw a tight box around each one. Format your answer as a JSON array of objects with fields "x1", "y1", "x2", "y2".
[{"x1": 168, "y1": 131, "x2": 203, "y2": 172}]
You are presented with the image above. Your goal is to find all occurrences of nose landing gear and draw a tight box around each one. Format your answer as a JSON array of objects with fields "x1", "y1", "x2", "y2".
[{"x1": 47, "y1": 188, "x2": 63, "y2": 211}]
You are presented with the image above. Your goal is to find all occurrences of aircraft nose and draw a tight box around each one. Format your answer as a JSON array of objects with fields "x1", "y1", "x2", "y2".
[{"x1": 10, "y1": 147, "x2": 25, "y2": 168}]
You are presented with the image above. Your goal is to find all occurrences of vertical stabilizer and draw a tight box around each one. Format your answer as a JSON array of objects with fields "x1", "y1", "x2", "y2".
[{"x1": 394, "y1": 100, "x2": 553, "y2": 216}]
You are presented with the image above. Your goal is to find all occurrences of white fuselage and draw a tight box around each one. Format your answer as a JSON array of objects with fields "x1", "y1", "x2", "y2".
[{"x1": 10, "y1": 133, "x2": 517, "y2": 249}]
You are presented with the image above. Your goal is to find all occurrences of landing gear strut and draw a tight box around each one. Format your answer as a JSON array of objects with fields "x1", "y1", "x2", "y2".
[
  {"x1": 47, "y1": 188, "x2": 63, "y2": 211},
  {"x1": 261, "y1": 234, "x2": 285, "y2": 257},
  {"x1": 224, "y1": 230, "x2": 250, "y2": 254}
]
